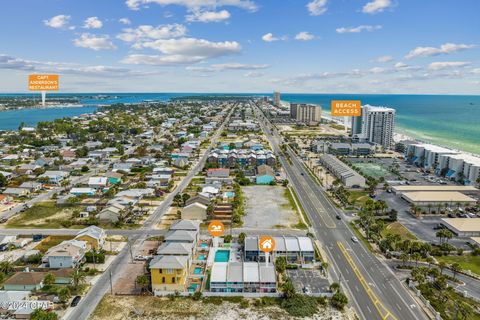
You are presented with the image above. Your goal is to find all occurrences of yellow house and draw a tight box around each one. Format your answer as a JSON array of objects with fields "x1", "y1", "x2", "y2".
[
  {"x1": 149, "y1": 255, "x2": 190, "y2": 292},
  {"x1": 75, "y1": 226, "x2": 106, "y2": 250}
]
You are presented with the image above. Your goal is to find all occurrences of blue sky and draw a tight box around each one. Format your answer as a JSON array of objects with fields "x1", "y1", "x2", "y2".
[{"x1": 0, "y1": 0, "x2": 479, "y2": 93}]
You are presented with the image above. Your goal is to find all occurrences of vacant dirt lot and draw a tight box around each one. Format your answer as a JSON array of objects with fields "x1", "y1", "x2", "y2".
[{"x1": 243, "y1": 186, "x2": 298, "y2": 229}]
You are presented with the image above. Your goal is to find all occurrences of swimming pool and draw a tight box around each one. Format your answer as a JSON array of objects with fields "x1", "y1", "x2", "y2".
[
  {"x1": 224, "y1": 191, "x2": 235, "y2": 198},
  {"x1": 214, "y1": 249, "x2": 230, "y2": 262},
  {"x1": 194, "y1": 267, "x2": 203, "y2": 274},
  {"x1": 201, "y1": 243, "x2": 209, "y2": 248},
  {"x1": 197, "y1": 254, "x2": 206, "y2": 261}
]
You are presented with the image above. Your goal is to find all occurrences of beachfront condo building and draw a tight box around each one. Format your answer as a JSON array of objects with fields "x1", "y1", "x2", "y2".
[
  {"x1": 273, "y1": 91, "x2": 281, "y2": 106},
  {"x1": 351, "y1": 105, "x2": 396, "y2": 149},
  {"x1": 290, "y1": 103, "x2": 322, "y2": 126}
]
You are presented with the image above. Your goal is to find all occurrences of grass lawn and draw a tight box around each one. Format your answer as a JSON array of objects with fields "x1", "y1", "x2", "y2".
[
  {"x1": 436, "y1": 255, "x2": 480, "y2": 276},
  {"x1": 347, "y1": 190, "x2": 370, "y2": 207},
  {"x1": 350, "y1": 222, "x2": 374, "y2": 252},
  {"x1": 381, "y1": 222, "x2": 417, "y2": 240},
  {"x1": 6, "y1": 201, "x2": 83, "y2": 229},
  {"x1": 284, "y1": 188, "x2": 311, "y2": 227},
  {"x1": 35, "y1": 235, "x2": 74, "y2": 253}
]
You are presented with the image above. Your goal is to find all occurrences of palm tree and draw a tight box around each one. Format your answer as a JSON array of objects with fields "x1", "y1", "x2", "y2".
[
  {"x1": 72, "y1": 269, "x2": 86, "y2": 289},
  {"x1": 458, "y1": 301, "x2": 473, "y2": 320},
  {"x1": 450, "y1": 262, "x2": 461, "y2": 280},
  {"x1": 281, "y1": 279, "x2": 296, "y2": 299},
  {"x1": 0, "y1": 261, "x2": 14, "y2": 274},
  {"x1": 400, "y1": 253, "x2": 409, "y2": 267},
  {"x1": 320, "y1": 262, "x2": 329, "y2": 276},
  {"x1": 427, "y1": 203, "x2": 433, "y2": 214},
  {"x1": 411, "y1": 252, "x2": 422, "y2": 267},
  {"x1": 438, "y1": 261, "x2": 447, "y2": 275}
]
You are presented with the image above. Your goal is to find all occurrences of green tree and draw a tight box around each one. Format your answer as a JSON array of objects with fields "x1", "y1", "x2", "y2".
[
  {"x1": 0, "y1": 261, "x2": 14, "y2": 274},
  {"x1": 237, "y1": 232, "x2": 246, "y2": 245},
  {"x1": 58, "y1": 286, "x2": 71, "y2": 303},
  {"x1": 72, "y1": 269, "x2": 86, "y2": 289},
  {"x1": 136, "y1": 274, "x2": 151, "y2": 293},
  {"x1": 329, "y1": 282, "x2": 340, "y2": 293},
  {"x1": 31, "y1": 309, "x2": 58, "y2": 320},
  {"x1": 450, "y1": 262, "x2": 461, "y2": 280},
  {"x1": 43, "y1": 273, "x2": 56, "y2": 288},
  {"x1": 275, "y1": 257, "x2": 287, "y2": 274},
  {"x1": 281, "y1": 278, "x2": 296, "y2": 299},
  {"x1": 0, "y1": 173, "x2": 7, "y2": 188},
  {"x1": 331, "y1": 292, "x2": 348, "y2": 310}
]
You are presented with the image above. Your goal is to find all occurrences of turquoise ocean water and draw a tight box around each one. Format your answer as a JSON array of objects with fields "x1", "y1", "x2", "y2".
[{"x1": 0, "y1": 93, "x2": 479, "y2": 155}]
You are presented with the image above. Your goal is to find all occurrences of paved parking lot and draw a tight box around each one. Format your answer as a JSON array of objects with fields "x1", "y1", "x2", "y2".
[{"x1": 287, "y1": 269, "x2": 330, "y2": 294}]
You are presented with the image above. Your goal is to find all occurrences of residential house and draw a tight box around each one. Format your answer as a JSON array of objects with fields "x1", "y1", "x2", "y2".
[
  {"x1": 150, "y1": 255, "x2": 190, "y2": 292},
  {"x1": 39, "y1": 171, "x2": 69, "y2": 184},
  {"x1": 75, "y1": 226, "x2": 106, "y2": 250},
  {"x1": 185, "y1": 194, "x2": 211, "y2": 207},
  {"x1": 156, "y1": 242, "x2": 193, "y2": 257},
  {"x1": 18, "y1": 181, "x2": 43, "y2": 192},
  {"x1": 2, "y1": 188, "x2": 30, "y2": 197},
  {"x1": 43, "y1": 239, "x2": 88, "y2": 268},
  {"x1": 69, "y1": 188, "x2": 96, "y2": 196},
  {"x1": 3, "y1": 272, "x2": 44, "y2": 291},
  {"x1": 169, "y1": 219, "x2": 201, "y2": 233},
  {"x1": 88, "y1": 177, "x2": 108, "y2": 189}
]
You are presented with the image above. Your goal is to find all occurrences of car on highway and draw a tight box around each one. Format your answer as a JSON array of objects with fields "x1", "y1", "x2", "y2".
[
  {"x1": 0, "y1": 217, "x2": 8, "y2": 224},
  {"x1": 70, "y1": 296, "x2": 81, "y2": 307},
  {"x1": 336, "y1": 214, "x2": 341, "y2": 220},
  {"x1": 351, "y1": 236, "x2": 359, "y2": 243},
  {"x1": 300, "y1": 172, "x2": 304, "y2": 176}
]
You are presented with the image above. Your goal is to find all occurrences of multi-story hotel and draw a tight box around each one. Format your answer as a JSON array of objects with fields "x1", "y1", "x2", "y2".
[{"x1": 290, "y1": 103, "x2": 322, "y2": 126}]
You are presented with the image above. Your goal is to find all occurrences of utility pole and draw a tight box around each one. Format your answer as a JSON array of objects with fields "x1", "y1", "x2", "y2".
[{"x1": 109, "y1": 270, "x2": 113, "y2": 295}]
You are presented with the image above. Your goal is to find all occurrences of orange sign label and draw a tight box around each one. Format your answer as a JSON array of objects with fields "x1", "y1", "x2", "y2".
[
  {"x1": 331, "y1": 100, "x2": 361, "y2": 116},
  {"x1": 208, "y1": 220, "x2": 225, "y2": 237},
  {"x1": 28, "y1": 74, "x2": 59, "y2": 91},
  {"x1": 259, "y1": 236, "x2": 275, "y2": 253}
]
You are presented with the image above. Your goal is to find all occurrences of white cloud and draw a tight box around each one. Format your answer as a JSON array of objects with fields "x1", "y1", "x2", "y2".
[
  {"x1": 187, "y1": 63, "x2": 269, "y2": 72},
  {"x1": 119, "y1": 18, "x2": 132, "y2": 25},
  {"x1": 43, "y1": 15, "x2": 71, "y2": 29},
  {"x1": 122, "y1": 37, "x2": 241, "y2": 65},
  {"x1": 186, "y1": 10, "x2": 230, "y2": 22},
  {"x1": 336, "y1": 25, "x2": 382, "y2": 33},
  {"x1": 126, "y1": 0, "x2": 257, "y2": 12},
  {"x1": 244, "y1": 71, "x2": 264, "y2": 78},
  {"x1": 261, "y1": 33, "x2": 287, "y2": 42},
  {"x1": 405, "y1": 43, "x2": 476, "y2": 59},
  {"x1": 471, "y1": 68, "x2": 480, "y2": 74},
  {"x1": 117, "y1": 24, "x2": 187, "y2": 43},
  {"x1": 83, "y1": 16, "x2": 103, "y2": 29},
  {"x1": 375, "y1": 55, "x2": 393, "y2": 63},
  {"x1": 362, "y1": 0, "x2": 393, "y2": 14},
  {"x1": 428, "y1": 61, "x2": 471, "y2": 71},
  {"x1": 295, "y1": 31, "x2": 314, "y2": 41},
  {"x1": 369, "y1": 67, "x2": 388, "y2": 74},
  {"x1": 73, "y1": 33, "x2": 117, "y2": 51},
  {"x1": 0, "y1": 53, "x2": 153, "y2": 77},
  {"x1": 307, "y1": 0, "x2": 328, "y2": 16}
]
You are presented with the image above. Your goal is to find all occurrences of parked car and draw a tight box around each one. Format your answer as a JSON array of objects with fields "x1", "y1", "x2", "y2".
[
  {"x1": 351, "y1": 236, "x2": 359, "y2": 243},
  {"x1": 70, "y1": 296, "x2": 81, "y2": 307}
]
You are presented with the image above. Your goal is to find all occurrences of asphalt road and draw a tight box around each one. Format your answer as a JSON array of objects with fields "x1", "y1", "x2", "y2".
[
  {"x1": 65, "y1": 105, "x2": 235, "y2": 320},
  {"x1": 255, "y1": 105, "x2": 428, "y2": 320}
]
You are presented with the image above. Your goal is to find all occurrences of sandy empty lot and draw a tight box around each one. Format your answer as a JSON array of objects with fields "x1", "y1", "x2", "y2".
[{"x1": 243, "y1": 186, "x2": 298, "y2": 229}]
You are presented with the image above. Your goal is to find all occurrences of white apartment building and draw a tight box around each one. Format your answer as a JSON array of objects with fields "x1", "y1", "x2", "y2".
[
  {"x1": 405, "y1": 143, "x2": 459, "y2": 170},
  {"x1": 438, "y1": 153, "x2": 480, "y2": 185},
  {"x1": 351, "y1": 105, "x2": 396, "y2": 149}
]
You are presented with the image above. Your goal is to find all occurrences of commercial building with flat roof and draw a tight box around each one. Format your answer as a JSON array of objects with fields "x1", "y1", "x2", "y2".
[
  {"x1": 441, "y1": 218, "x2": 480, "y2": 237},
  {"x1": 401, "y1": 191, "x2": 476, "y2": 208},
  {"x1": 318, "y1": 154, "x2": 366, "y2": 188},
  {"x1": 392, "y1": 185, "x2": 479, "y2": 195}
]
